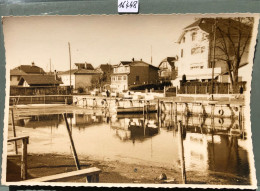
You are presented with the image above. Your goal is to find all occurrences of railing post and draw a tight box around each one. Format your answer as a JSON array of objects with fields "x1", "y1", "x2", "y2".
[{"x1": 11, "y1": 109, "x2": 18, "y2": 154}]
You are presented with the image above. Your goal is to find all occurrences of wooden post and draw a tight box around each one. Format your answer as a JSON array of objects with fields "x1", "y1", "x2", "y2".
[
  {"x1": 175, "y1": 102, "x2": 178, "y2": 116},
  {"x1": 239, "y1": 105, "x2": 244, "y2": 139},
  {"x1": 178, "y1": 121, "x2": 186, "y2": 184},
  {"x1": 21, "y1": 137, "x2": 28, "y2": 180},
  {"x1": 11, "y1": 109, "x2": 18, "y2": 154},
  {"x1": 157, "y1": 99, "x2": 160, "y2": 120},
  {"x1": 63, "y1": 114, "x2": 81, "y2": 170}
]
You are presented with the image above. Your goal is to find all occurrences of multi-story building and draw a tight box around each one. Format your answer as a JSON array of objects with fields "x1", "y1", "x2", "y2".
[
  {"x1": 174, "y1": 18, "x2": 251, "y2": 87},
  {"x1": 111, "y1": 59, "x2": 159, "y2": 92}
]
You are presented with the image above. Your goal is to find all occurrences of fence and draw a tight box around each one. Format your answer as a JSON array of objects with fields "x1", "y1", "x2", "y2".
[
  {"x1": 10, "y1": 86, "x2": 72, "y2": 96},
  {"x1": 179, "y1": 82, "x2": 246, "y2": 94}
]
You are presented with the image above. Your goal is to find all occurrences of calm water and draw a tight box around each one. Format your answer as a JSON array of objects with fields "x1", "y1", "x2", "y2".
[{"x1": 9, "y1": 110, "x2": 250, "y2": 180}]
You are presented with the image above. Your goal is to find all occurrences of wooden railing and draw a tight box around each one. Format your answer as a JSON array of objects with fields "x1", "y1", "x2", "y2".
[{"x1": 8, "y1": 136, "x2": 29, "y2": 180}]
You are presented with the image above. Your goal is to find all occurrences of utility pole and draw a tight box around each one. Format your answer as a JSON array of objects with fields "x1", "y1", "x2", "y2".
[
  {"x1": 68, "y1": 42, "x2": 72, "y2": 93},
  {"x1": 49, "y1": 58, "x2": 52, "y2": 73},
  {"x1": 151, "y1": 45, "x2": 153, "y2": 65},
  {"x1": 211, "y1": 18, "x2": 217, "y2": 99}
]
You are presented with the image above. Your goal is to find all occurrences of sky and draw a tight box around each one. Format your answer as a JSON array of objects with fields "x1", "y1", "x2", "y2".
[{"x1": 2, "y1": 14, "x2": 212, "y2": 72}]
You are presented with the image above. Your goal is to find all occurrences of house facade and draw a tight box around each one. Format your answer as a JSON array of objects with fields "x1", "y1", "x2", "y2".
[
  {"x1": 158, "y1": 57, "x2": 177, "y2": 81},
  {"x1": 10, "y1": 62, "x2": 46, "y2": 86},
  {"x1": 58, "y1": 62, "x2": 102, "y2": 91},
  {"x1": 174, "y1": 18, "x2": 251, "y2": 87},
  {"x1": 10, "y1": 69, "x2": 27, "y2": 86},
  {"x1": 111, "y1": 59, "x2": 159, "y2": 92}
]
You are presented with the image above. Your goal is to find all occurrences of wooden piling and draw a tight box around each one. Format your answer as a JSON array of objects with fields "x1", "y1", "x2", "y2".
[
  {"x1": 63, "y1": 113, "x2": 81, "y2": 170},
  {"x1": 21, "y1": 138, "x2": 28, "y2": 180},
  {"x1": 157, "y1": 99, "x2": 160, "y2": 120},
  {"x1": 11, "y1": 109, "x2": 18, "y2": 154},
  {"x1": 178, "y1": 121, "x2": 186, "y2": 184}
]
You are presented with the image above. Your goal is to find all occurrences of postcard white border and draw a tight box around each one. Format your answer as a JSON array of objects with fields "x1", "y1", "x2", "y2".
[{"x1": 1, "y1": 13, "x2": 259, "y2": 189}]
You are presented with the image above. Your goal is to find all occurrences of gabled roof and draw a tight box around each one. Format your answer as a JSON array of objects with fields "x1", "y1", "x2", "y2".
[
  {"x1": 19, "y1": 75, "x2": 63, "y2": 85},
  {"x1": 177, "y1": 18, "x2": 251, "y2": 43},
  {"x1": 116, "y1": 60, "x2": 159, "y2": 70},
  {"x1": 15, "y1": 65, "x2": 45, "y2": 74},
  {"x1": 10, "y1": 69, "x2": 27, "y2": 76},
  {"x1": 159, "y1": 57, "x2": 176, "y2": 67},
  {"x1": 184, "y1": 19, "x2": 202, "y2": 30}
]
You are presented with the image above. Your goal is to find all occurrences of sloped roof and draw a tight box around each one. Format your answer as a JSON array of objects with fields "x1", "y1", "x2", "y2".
[
  {"x1": 184, "y1": 19, "x2": 202, "y2": 30},
  {"x1": 74, "y1": 69, "x2": 102, "y2": 74},
  {"x1": 98, "y1": 64, "x2": 113, "y2": 72},
  {"x1": 15, "y1": 65, "x2": 45, "y2": 74},
  {"x1": 178, "y1": 18, "x2": 251, "y2": 43},
  {"x1": 10, "y1": 69, "x2": 27, "y2": 76},
  {"x1": 116, "y1": 60, "x2": 159, "y2": 70},
  {"x1": 75, "y1": 63, "x2": 94, "y2": 70},
  {"x1": 120, "y1": 61, "x2": 132, "y2": 65},
  {"x1": 159, "y1": 57, "x2": 176, "y2": 67},
  {"x1": 20, "y1": 75, "x2": 63, "y2": 85},
  {"x1": 58, "y1": 69, "x2": 78, "y2": 75},
  {"x1": 131, "y1": 60, "x2": 159, "y2": 70}
]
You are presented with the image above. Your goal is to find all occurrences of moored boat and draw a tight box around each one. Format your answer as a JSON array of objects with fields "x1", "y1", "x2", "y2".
[{"x1": 116, "y1": 104, "x2": 157, "y2": 114}]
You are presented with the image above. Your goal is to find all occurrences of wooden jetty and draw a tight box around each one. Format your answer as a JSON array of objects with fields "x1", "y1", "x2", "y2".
[{"x1": 117, "y1": 104, "x2": 157, "y2": 114}]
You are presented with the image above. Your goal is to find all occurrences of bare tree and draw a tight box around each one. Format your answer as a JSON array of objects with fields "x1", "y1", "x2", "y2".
[{"x1": 214, "y1": 17, "x2": 253, "y2": 92}]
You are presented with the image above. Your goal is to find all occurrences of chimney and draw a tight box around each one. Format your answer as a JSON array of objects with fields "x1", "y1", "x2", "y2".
[
  {"x1": 31, "y1": 62, "x2": 35, "y2": 66},
  {"x1": 140, "y1": 58, "x2": 142, "y2": 61},
  {"x1": 132, "y1": 58, "x2": 135, "y2": 62}
]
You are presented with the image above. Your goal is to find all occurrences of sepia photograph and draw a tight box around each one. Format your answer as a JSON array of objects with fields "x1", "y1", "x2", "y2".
[{"x1": 1, "y1": 14, "x2": 259, "y2": 188}]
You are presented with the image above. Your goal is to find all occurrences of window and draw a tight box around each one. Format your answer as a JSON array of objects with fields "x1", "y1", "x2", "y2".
[
  {"x1": 118, "y1": 76, "x2": 122, "y2": 80},
  {"x1": 136, "y1": 76, "x2": 139, "y2": 82},
  {"x1": 182, "y1": 37, "x2": 185, "y2": 43},
  {"x1": 191, "y1": 47, "x2": 200, "y2": 55},
  {"x1": 201, "y1": 46, "x2": 205, "y2": 53},
  {"x1": 123, "y1": 76, "x2": 126, "y2": 80},
  {"x1": 181, "y1": 49, "x2": 184, "y2": 57},
  {"x1": 191, "y1": 32, "x2": 197, "y2": 41},
  {"x1": 191, "y1": 47, "x2": 205, "y2": 55},
  {"x1": 10, "y1": 76, "x2": 12, "y2": 81}
]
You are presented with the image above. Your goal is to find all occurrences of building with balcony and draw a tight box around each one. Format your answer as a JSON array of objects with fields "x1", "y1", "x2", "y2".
[
  {"x1": 110, "y1": 59, "x2": 159, "y2": 92},
  {"x1": 174, "y1": 18, "x2": 251, "y2": 87}
]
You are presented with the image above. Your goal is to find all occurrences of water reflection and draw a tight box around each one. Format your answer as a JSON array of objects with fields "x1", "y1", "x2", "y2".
[{"x1": 10, "y1": 110, "x2": 250, "y2": 181}]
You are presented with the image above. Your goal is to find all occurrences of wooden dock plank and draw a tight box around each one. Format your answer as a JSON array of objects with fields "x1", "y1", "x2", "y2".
[
  {"x1": 24, "y1": 167, "x2": 101, "y2": 182},
  {"x1": 8, "y1": 136, "x2": 29, "y2": 143}
]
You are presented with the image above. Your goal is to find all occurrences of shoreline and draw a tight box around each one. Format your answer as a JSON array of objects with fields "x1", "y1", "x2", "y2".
[{"x1": 6, "y1": 153, "x2": 250, "y2": 185}]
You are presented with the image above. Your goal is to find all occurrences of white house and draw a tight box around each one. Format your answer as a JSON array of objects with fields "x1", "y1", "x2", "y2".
[{"x1": 173, "y1": 18, "x2": 251, "y2": 88}]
